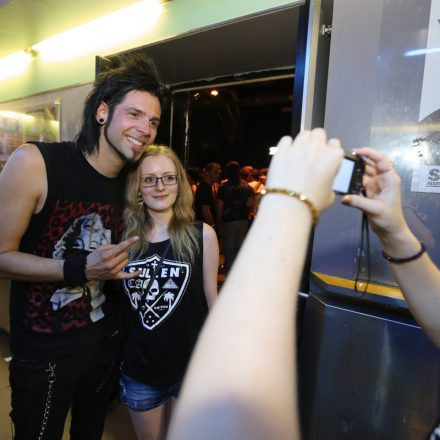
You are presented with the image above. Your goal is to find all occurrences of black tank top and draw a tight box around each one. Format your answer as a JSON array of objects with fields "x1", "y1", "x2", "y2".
[
  {"x1": 10, "y1": 141, "x2": 126, "y2": 359},
  {"x1": 121, "y1": 223, "x2": 208, "y2": 387}
]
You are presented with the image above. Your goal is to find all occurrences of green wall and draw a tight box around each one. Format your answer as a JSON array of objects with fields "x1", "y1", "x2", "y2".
[{"x1": 0, "y1": 0, "x2": 299, "y2": 103}]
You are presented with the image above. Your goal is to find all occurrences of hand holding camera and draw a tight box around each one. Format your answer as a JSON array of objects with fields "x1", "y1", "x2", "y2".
[
  {"x1": 341, "y1": 147, "x2": 408, "y2": 239},
  {"x1": 265, "y1": 129, "x2": 344, "y2": 216}
]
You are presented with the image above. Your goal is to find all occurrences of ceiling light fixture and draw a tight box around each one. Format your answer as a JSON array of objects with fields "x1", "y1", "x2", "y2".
[
  {"x1": 0, "y1": 110, "x2": 34, "y2": 120},
  {"x1": 32, "y1": 0, "x2": 163, "y2": 63},
  {"x1": 0, "y1": 50, "x2": 37, "y2": 82}
]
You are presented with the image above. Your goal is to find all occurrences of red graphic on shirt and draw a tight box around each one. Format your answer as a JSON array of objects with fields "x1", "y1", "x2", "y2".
[{"x1": 25, "y1": 200, "x2": 123, "y2": 334}]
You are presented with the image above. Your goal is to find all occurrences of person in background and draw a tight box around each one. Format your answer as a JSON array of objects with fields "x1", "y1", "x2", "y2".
[
  {"x1": 168, "y1": 129, "x2": 344, "y2": 440},
  {"x1": 194, "y1": 162, "x2": 221, "y2": 228},
  {"x1": 248, "y1": 167, "x2": 269, "y2": 218},
  {"x1": 259, "y1": 167, "x2": 268, "y2": 185},
  {"x1": 249, "y1": 167, "x2": 268, "y2": 194},
  {"x1": 186, "y1": 166, "x2": 202, "y2": 195},
  {"x1": 120, "y1": 145, "x2": 219, "y2": 440},
  {"x1": 0, "y1": 54, "x2": 165, "y2": 439},
  {"x1": 240, "y1": 165, "x2": 254, "y2": 186},
  {"x1": 216, "y1": 160, "x2": 255, "y2": 272}
]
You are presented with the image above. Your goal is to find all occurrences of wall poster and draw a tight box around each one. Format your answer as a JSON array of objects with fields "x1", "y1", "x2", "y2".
[{"x1": 0, "y1": 101, "x2": 60, "y2": 171}]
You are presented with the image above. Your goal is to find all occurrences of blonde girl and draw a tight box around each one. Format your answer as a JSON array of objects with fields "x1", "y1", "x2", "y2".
[{"x1": 120, "y1": 145, "x2": 218, "y2": 440}]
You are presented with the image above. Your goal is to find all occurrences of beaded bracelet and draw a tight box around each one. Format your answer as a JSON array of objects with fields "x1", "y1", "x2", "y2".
[
  {"x1": 382, "y1": 241, "x2": 426, "y2": 264},
  {"x1": 260, "y1": 188, "x2": 319, "y2": 225}
]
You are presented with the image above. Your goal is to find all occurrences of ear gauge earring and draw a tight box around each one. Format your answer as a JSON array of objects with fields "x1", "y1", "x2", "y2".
[{"x1": 98, "y1": 117, "x2": 106, "y2": 125}]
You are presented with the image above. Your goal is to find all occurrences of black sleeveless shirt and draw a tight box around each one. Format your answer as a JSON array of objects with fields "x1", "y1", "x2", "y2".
[
  {"x1": 121, "y1": 223, "x2": 208, "y2": 387},
  {"x1": 10, "y1": 141, "x2": 126, "y2": 359}
]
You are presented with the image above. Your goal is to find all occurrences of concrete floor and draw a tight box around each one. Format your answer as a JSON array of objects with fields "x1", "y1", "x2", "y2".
[{"x1": 0, "y1": 331, "x2": 137, "y2": 440}]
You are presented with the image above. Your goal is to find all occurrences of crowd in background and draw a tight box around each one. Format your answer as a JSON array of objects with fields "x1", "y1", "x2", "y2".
[{"x1": 190, "y1": 161, "x2": 268, "y2": 273}]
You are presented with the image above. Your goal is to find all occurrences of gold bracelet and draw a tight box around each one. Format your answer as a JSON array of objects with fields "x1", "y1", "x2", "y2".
[{"x1": 260, "y1": 188, "x2": 319, "y2": 225}]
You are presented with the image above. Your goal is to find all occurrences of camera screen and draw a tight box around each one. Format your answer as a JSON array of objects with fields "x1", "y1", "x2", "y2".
[{"x1": 333, "y1": 158, "x2": 355, "y2": 194}]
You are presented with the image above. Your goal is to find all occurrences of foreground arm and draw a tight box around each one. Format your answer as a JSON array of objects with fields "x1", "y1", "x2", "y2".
[
  {"x1": 169, "y1": 129, "x2": 343, "y2": 440},
  {"x1": 0, "y1": 144, "x2": 140, "y2": 282},
  {"x1": 202, "y1": 223, "x2": 219, "y2": 308},
  {"x1": 342, "y1": 147, "x2": 440, "y2": 347}
]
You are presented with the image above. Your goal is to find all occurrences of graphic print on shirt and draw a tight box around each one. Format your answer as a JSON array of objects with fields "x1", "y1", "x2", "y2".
[
  {"x1": 123, "y1": 255, "x2": 191, "y2": 330},
  {"x1": 24, "y1": 199, "x2": 123, "y2": 334},
  {"x1": 51, "y1": 212, "x2": 111, "y2": 322}
]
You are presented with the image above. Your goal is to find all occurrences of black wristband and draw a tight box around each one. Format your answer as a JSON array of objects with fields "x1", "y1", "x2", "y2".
[
  {"x1": 382, "y1": 241, "x2": 426, "y2": 264},
  {"x1": 63, "y1": 254, "x2": 88, "y2": 286}
]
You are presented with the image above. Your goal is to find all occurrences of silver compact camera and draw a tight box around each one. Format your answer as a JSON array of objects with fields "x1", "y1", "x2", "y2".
[{"x1": 332, "y1": 152, "x2": 365, "y2": 195}]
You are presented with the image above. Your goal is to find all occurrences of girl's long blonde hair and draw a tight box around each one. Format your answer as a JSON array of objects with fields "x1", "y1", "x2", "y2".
[{"x1": 123, "y1": 145, "x2": 200, "y2": 262}]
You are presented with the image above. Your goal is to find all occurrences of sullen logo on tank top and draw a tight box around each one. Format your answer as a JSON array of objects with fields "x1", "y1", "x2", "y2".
[{"x1": 123, "y1": 255, "x2": 191, "y2": 330}]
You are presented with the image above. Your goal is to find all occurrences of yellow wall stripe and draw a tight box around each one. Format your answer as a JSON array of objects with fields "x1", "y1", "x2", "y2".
[{"x1": 312, "y1": 272, "x2": 404, "y2": 301}]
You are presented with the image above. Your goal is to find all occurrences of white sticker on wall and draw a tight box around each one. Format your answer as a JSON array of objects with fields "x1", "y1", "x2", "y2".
[{"x1": 411, "y1": 165, "x2": 440, "y2": 193}]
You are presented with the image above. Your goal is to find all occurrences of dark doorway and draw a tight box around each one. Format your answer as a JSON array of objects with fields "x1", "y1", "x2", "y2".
[
  {"x1": 98, "y1": 4, "x2": 301, "y2": 168},
  {"x1": 168, "y1": 76, "x2": 294, "y2": 170}
]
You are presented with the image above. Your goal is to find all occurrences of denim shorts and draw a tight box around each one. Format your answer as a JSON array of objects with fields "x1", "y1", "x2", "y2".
[{"x1": 119, "y1": 373, "x2": 181, "y2": 412}]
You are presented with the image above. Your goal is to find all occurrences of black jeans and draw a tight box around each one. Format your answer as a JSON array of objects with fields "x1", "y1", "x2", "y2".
[{"x1": 9, "y1": 333, "x2": 119, "y2": 440}]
